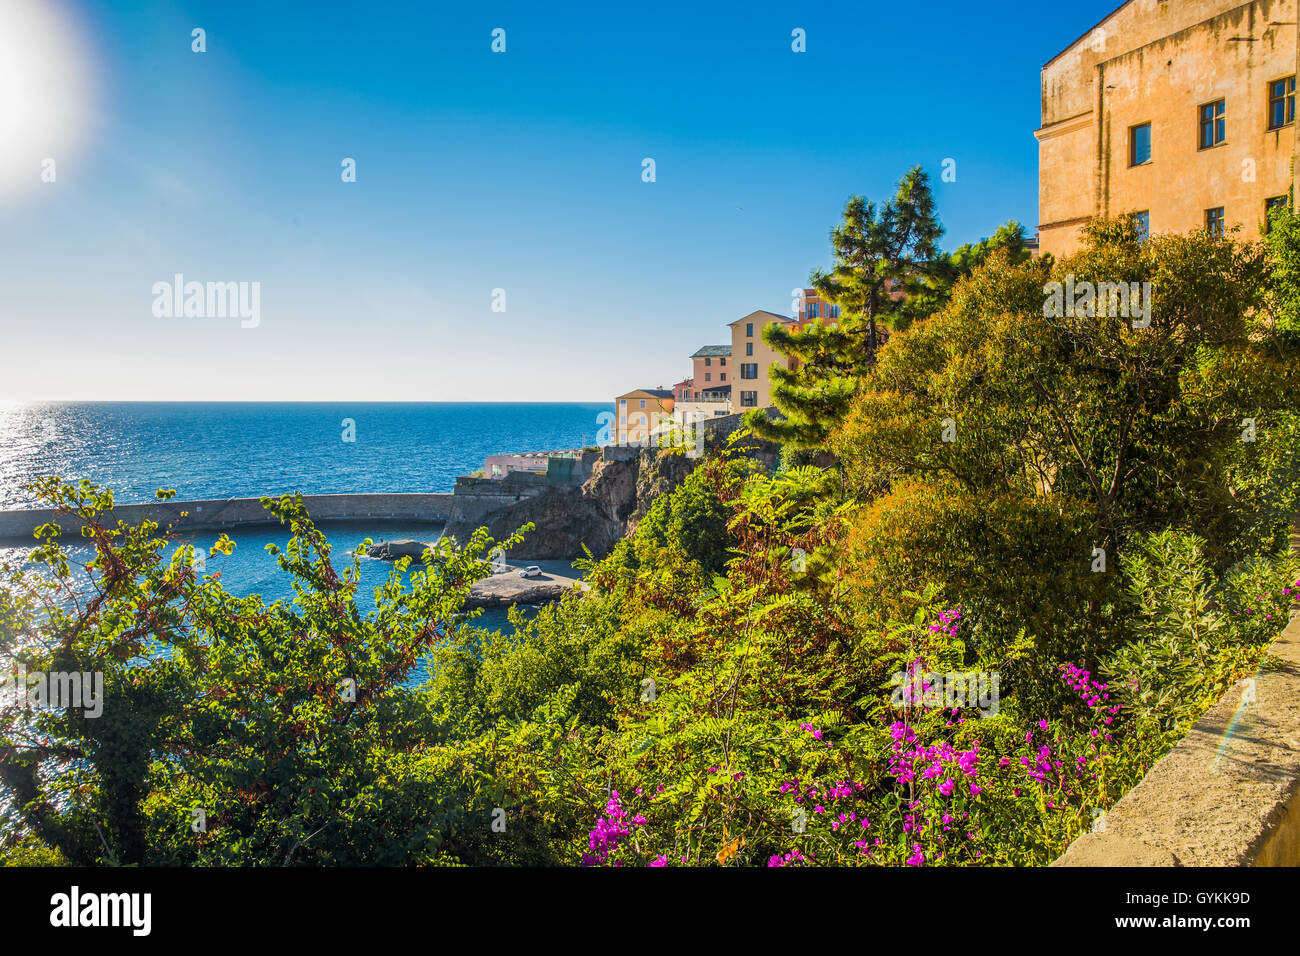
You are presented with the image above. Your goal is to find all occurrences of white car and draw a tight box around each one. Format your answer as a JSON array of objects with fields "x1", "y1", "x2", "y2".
[{"x1": 519, "y1": 565, "x2": 542, "y2": 579}]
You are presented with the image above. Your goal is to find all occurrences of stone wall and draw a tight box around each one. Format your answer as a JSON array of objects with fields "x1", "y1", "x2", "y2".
[
  {"x1": 441, "y1": 446, "x2": 646, "y2": 559},
  {"x1": 1054, "y1": 522, "x2": 1300, "y2": 866},
  {"x1": 444, "y1": 472, "x2": 551, "y2": 527},
  {"x1": 0, "y1": 493, "x2": 453, "y2": 543}
]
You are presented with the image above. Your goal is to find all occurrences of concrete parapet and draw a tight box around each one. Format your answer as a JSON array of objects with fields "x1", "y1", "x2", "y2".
[
  {"x1": 0, "y1": 493, "x2": 453, "y2": 543},
  {"x1": 1054, "y1": 524, "x2": 1300, "y2": 867}
]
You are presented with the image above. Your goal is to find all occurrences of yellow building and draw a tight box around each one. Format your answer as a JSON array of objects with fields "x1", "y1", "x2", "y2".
[
  {"x1": 1037, "y1": 0, "x2": 1299, "y2": 257},
  {"x1": 729, "y1": 310, "x2": 795, "y2": 411},
  {"x1": 614, "y1": 388, "x2": 674, "y2": 445}
]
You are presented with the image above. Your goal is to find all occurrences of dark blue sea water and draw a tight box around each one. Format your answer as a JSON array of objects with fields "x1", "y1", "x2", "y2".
[
  {"x1": 0, "y1": 402, "x2": 605, "y2": 651},
  {"x1": 0, "y1": 401, "x2": 608, "y2": 509}
]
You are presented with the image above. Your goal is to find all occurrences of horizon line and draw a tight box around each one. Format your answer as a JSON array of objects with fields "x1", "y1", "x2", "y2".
[{"x1": 0, "y1": 398, "x2": 615, "y2": 405}]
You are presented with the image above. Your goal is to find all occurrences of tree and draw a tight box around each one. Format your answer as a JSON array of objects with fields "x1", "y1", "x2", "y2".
[
  {"x1": 833, "y1": 217, "x2": 1296, "y2": 564},
  {"x1": 896, "y1": 220, "x2": 1037, "y2": 336},
  {"x1": 1262, "y1": 203, "x2": 1300, "y2": 351},
  {"x1": 747, "y1": 166, "x2": 945, "y2": 449},
  {"x1": 0, "y1": 480, "x2": 531, "y2": 865}
]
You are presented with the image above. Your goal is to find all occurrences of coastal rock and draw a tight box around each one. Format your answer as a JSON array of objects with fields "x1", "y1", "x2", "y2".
[
  {"x1": 465, "y1": 577, "x2": 575, "y2": 609},
  {"x1": 444, "y1": 485, "x2": 624, "y2": 560},
  {"x1": 633, "y1": 447, "x2": 696, "y2": 521},
  {"x1": 441, "y1": 427, "x2": 781, "y2": 562},
  {"x1": 365, "y1": 538, "x2": 433, "y2": 560},
  {"x1": 583, "y1": 453, "x2": 640, "y2": 523},
  {"x1": 441, "y1": 446, "x2": 704, "y2": 561}
]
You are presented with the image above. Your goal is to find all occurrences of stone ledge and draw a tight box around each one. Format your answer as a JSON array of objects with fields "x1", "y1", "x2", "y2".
[
  {"x1": 0, "y1": 493, "x2": 453, "y2": 543},
  {"x1": 1053, "y1": 605, "x2": 1300, "y2": 867}
]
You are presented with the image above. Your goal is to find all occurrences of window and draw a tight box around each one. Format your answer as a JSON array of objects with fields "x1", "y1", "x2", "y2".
[
  {"x1": 740, "y1": 363, "x2": 758, "y2": 379},
  {"x1": 619, "y1": 399, "x2": 626, "y2": 407},
  {"x1": 720, "y1": 357, "x2": 726, "y2": 366},
  {"x1": 1205, "y1": 206, "x2": 1225, "y2": 237},
  {"x1": 704, "y1": 357, "x2": 711, "y2": 366},
  {"x1": 1133, "y1": 210, "x2": 1150, "y2": 243},
  {"x1": 1269, "y1": 76, "x2": 1295, "y2": 129},
  {"x1": 746, "y1": 342, "x2": 753, "y2": 356},
  {"x1": 1265, "y1": 195, "x2": 1289, "y2": 232},
  {"x1": 639, "y1": 399, "x2": 646, "y2": 409},
  {"x1": 1199, "y1": 99, "x2": 1225, "y2": 149},
  {"x1": 829, "y1": 304, "x2": 840, "y2": 319},
  {"x1": 720, "y1": 373, "x2": 726, "y2": 382},
  {"x1": 1129, "y1": 122, "x2": 1152, "y2": 166},
  {"x1": 704, "y1": 372, "x2": 711, "y2": 382},
  {"x1": 740, "y1": 391, "x2": 758, "y2": 407},
  {"x1": 746, "y1": 323, "x2": 753, "y2": 337},
  {"x1": 807, "y1": 302, "x2": 820, "y2": 318}
]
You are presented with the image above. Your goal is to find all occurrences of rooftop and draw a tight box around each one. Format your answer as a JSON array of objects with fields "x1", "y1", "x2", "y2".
[
  {"x1": 690, "y1": 344, "x2": 732, "y2": 358},
  {"x1": 616, "y1": 387, "x2": 674, "y2": 400},
  {"x1": 728, "y1": 309, "x2": 794, "y2": 327}
]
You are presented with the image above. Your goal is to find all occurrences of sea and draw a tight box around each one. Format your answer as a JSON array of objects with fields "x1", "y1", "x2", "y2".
[{"x1": 0, "y1": 402, "x2": 609, "y2": 678}]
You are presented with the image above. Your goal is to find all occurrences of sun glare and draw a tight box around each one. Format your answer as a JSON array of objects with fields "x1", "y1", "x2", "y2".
[{"x1": 0, "y1": 0, "x2": 94, "y2": 201}]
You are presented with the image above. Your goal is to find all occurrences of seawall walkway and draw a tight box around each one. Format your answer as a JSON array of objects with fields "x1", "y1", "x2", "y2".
[{"x1": 0, "y1": 493, "x2": 453, "y2": 544}]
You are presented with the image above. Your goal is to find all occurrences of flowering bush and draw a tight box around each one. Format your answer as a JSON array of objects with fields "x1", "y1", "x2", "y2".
[{"x1": 582, "y1": 791, "x2": 650, "y2": 866}]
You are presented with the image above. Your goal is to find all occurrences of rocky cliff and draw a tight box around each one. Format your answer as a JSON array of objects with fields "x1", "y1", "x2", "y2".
[
  {"x1": 440, "y1": 417, "x2": 782, "y2": 561},
  {"x1": 441, "y1": 446, "x2": 700, "y2": 560}
]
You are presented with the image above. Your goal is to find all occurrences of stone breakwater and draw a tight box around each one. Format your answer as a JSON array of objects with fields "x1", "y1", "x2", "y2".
[{"x1": 0, "y1": 493, "x2": 453, "y2": 544}]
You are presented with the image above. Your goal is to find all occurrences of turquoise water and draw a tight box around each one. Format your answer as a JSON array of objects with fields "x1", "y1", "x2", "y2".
[
  {"x1": 0, "y1": 402, "x2": 595, "y2": 671},
  {"x1": 0, "y1": 523, "x2": 515, "y2": 686}
]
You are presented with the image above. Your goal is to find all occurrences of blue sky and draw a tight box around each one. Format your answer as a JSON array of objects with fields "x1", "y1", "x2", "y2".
[{"x1": 0, "y1": 0, "x2": 1122, "y2": 402}]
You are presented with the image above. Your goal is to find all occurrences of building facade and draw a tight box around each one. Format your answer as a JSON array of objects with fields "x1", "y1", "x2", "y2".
[
  {"x1": 1037, "y1": 0, "x2": 1299, "y2": 258},
  {"x1": 690, "y1": 345, "x2": 731, "y2": 393},
  {"x1": 793, "y1": 288, "x2": 842, "y2": 327},
  {"x1": 614, "y1": 388, "x2": 675, "y2": 445},
  {"x1": 729, "y1": 310, "x2": 795, "y2": 411},
  {"x1": 484, "y1": 452, "x2": 549, "y2": 478}
]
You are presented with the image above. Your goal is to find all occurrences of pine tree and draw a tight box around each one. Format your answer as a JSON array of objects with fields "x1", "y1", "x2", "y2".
[{"x1": 747, "y1": 166, "x2": 944, "y2": 448}]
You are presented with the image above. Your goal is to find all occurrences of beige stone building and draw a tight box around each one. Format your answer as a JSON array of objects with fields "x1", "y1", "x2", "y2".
[
  {"x1": 730, "y1": 310, "x2": 795, "y2": 411},
  {"x1": 1037, "y1": 0, "x2": 1299, "y2": 257},
  {"x1": 614, "y1": 388, "x2": 674, "y2": 445}
]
